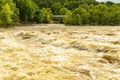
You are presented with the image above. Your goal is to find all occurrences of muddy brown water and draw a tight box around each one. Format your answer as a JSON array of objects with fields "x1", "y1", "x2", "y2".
[{"x1": 0, "y1": 24, "x2": 120, "y2": 80}]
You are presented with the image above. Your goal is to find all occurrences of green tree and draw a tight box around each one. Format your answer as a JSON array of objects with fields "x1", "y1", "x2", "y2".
[
  {"x1": 72, "y1": 7, "x2": 90, "y2": 25},
  {"x1": 58, "y1": 8, "x2": 70, "y2": 23},
  {"x1": 34, "y1": 8, "x2": 52, "y2": 23},
  {"x1": 0, "y1": 3, "x2": 14, "y2": 26},
  {"x1": 33, "y1": 0, "x2": 54, "y2": 8},
  {"x1": 63, "y1": 10, "x2": 72, "y2": 25},
  {"x1": 115, "y1": 11, "x2": 120, "y2": 25},
  {"x1": 64, "y1": 0, "x2": 97, "y2": 10},
  {"x1": 15, "y1": 0, "x2": 38, "y2": 23},
  {"x1": 0, "y1": 0, "x2": 19, "y2": 25},
  {"x1": 89, "y1": 4, "x2": 109, "y2": 25},
  {"x1": 40, "y1": 8, "x2": 52, "y2": 23},
  {"x1": 64, "y1": 1, "x2": 81, "y2": 10},
  {"x1": 34, "y1": 10, "x2": 43, "y2": 23},
  {"x1": 106, "y1": 1, "x2": 114, "y2": 6},
  {"x1": 59, "y1": 8, "x2": 70, "y2": 15},
  {"x1": 51, "y1": 2, "x2": 62, "y2": 15},
  {"x1": 96, "y1": 4, "x2": 108, "y2": 25},
  {"x1": 72, "y1": 14, "x2": 82, "y2": 25}
]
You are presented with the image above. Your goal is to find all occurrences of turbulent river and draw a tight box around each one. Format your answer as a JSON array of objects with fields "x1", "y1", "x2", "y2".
[{"x1": 0, "y1": 24, "x2": 120, "y2": 80}]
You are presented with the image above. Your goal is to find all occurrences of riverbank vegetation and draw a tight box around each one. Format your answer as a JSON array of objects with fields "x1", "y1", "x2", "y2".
[{"x1": 0, "y1": 0, "x2": 120, "y2": 26}]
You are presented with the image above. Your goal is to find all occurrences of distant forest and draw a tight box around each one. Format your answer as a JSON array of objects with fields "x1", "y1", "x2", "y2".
[{"x1": 0, "y1": 0, "x2": 120, "y2": 26}]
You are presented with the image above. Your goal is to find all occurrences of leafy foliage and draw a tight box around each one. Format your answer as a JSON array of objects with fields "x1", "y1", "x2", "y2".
[
  {"x1": 34, "y1": 8, "x2": 52, "y2": 23},
  {"x1": 0, "y1": 3, "x2": 13, "y2": 26},
  {"x1": 14, "y1": 0, "x2": 38, "y2": 22},
  {"x1": 0, "y1": 0, "x2": 19, "y2": 26},
  {"x1": 0, "y1": 0, "x2": 120, "y2": 26},
  {"x1": 51, "y1": 2, "x2": 63, "y2": 15}
]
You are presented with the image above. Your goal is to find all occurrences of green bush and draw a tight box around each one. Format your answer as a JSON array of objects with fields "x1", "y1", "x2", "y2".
[{"x1": 34, "y1": 8, "x2": 52, "y2": 23}]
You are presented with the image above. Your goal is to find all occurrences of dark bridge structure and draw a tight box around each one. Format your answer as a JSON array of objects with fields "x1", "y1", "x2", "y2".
[{"x1": 52, "y1": 15, "x2": 65, "y2": 23}]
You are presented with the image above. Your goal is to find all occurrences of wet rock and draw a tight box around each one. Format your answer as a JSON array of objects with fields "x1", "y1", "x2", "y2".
[
  {"x1": 79, "y1": 69, "x2": 91, "y2": 77},
  {"x1": 15, "y1": 31, "x2": 37, "y2": 40},
  {"x1": 102, "y1": 54, "x2": 119, "y2": 63}
]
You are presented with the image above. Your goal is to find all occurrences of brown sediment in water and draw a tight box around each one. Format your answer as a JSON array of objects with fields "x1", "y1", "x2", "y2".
[{"x1": 0, "y1": 24, "x2": 120, "y2": 80}]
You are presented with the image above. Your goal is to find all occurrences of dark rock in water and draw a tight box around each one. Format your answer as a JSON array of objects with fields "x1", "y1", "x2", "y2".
[{"x1": 15, "y1": 31, "x2": 37, "y2": 40}]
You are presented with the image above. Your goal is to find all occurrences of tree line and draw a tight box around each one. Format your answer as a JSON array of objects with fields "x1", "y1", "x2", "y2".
[{"x1": 0, "y1": 0, "x2": 120, "y2": 26}]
